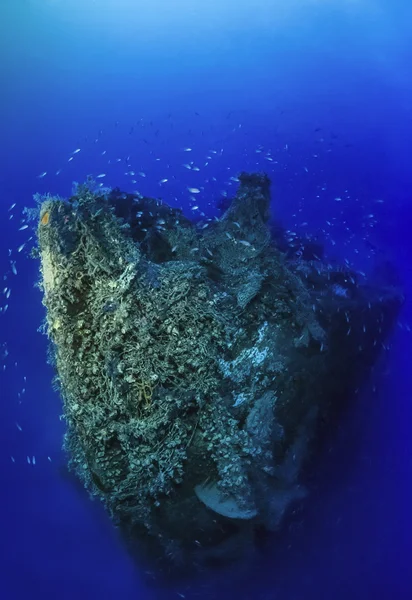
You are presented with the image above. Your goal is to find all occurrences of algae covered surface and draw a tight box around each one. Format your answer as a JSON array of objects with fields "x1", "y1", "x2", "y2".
[{"x1": 35, "y1": 173, "x2": 402, "y2": 571}]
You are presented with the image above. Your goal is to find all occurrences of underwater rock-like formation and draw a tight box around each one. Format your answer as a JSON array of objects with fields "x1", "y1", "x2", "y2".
[{"x1": 36, "y1": 174, "x2": 402, "y2": 573}]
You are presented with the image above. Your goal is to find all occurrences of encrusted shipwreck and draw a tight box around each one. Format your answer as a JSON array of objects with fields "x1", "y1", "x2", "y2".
[{"x1": 36, "y1": 173, "x2": 402, "y2": 572}]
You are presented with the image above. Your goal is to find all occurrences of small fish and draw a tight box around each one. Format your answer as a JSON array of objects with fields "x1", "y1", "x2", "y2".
[
  {"x1": 159, "y1": 178, "x2": 168, "y2": 184},
  {"x1": 191, "y1": 206, "x2": 199, "y2": 211},
  {"x1": 37, "y1": 172, "x2": 47, "y2": 179},
  {"x1": 8, "y1": 203, "x2": 16, "y2": 211},
  {"x1": 72, "y1": 148, "x2": 81, "y2": 154},
  {"x1": 183, "y1": 147, "x2": 192, "y2": 152},
  {"x1": 11, "y1": 262, "x2": 17, "y2": 275},
  {"x1": 68, "y1": 156, "x2": 74, "y2": 162},
  {"x1": 238, "y1": 240, "x2": 252, "y2": 247},
  {"x1": 139, "y1": 172, "x2": 146, "y2": 177},
  {"x1": 188, "y1": 187, "x2": 200, "y2": 193},
  {"x1": 17, "y1": 243, "x2": 25, "y2": 253},
  {"x1": 56, "y1": 169, "x2": 62, "y2": 175},
  {"x1": 19, "y1": 225, "x2": 28, "y2": 230},
  {"x1": 96, "y1": 173, "x2": 106, "y2": 178},
  {"x1": 16, "y1": 422, "x2": 22, "y2": 432},
  {"x1": 182, "y1": 164, "x2": 192, "y2": 169}
]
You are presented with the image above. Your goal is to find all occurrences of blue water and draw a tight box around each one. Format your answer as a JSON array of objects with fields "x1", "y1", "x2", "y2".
[{"x1": 1, "y1": 1, "x2": 411, "y2": 598}]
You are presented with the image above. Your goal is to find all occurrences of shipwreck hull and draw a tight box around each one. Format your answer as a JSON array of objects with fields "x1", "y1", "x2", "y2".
[{"x1": 36, "y1": 173, "x2": 402, "y2": 573}]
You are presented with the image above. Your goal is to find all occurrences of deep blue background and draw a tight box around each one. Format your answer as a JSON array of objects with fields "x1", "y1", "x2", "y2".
[{"x1": 1, "y1": 1, "x2": 411, "y2": 598}]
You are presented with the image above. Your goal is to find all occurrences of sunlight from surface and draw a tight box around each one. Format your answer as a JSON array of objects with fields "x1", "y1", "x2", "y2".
[{"x1": 28, "y1": 0, "x2": 381, "y2": 36}]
